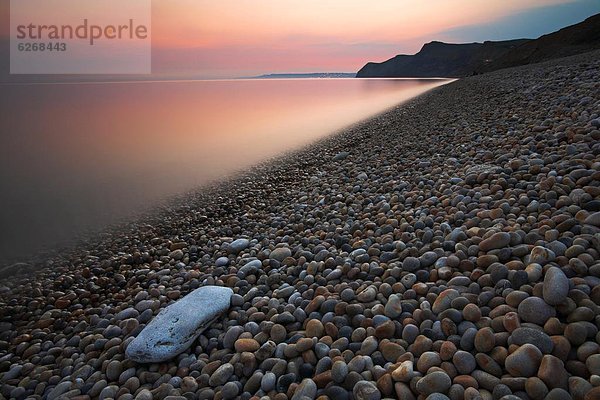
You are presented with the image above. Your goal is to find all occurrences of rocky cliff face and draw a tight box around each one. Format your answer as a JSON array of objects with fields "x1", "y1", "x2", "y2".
[
  {"x1": 475, "y1": 13, "x2": 600, "y2": 74},
  {"x1": 356, "y1": 39, "x2": 529, "y2": 78},
  {"x1": 357, "y1": 13, "x2": 600, "y2": 78}
]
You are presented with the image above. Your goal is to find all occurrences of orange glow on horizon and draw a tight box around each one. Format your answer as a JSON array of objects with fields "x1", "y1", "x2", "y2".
[
  {"x1": 147, "y1": 0, "x2": 576, "y2": 75},
  {"x1": 0, "y1": 0, "x2": 591, "y2": 76},
  {"x1": 150, "y1": 0, "x2": 571, "y2": 48}
]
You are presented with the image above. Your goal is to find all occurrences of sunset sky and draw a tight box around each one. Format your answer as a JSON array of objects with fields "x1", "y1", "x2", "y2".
[
  {"x1": 2, "y1": 0, "x2": 600, "y2": 78},
  {"x1": 151, "y1": 0, "x2": 600, "y2": 77}
]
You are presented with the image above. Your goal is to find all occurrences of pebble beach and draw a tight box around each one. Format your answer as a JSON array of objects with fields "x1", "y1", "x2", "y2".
[{"x1": 1, "y1": 50, "x2": 600, "y2": 400}]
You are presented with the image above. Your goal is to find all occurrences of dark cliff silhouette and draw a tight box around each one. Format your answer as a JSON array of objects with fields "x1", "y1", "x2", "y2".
[
  {"x1": 357, "y1": 13, "x2": 600, "y2": 78},
  {"x1": 476, "y1": 13, "x2": 600, "y2": 74}
]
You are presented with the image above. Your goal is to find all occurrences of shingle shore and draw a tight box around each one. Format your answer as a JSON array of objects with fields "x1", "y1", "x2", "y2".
[{"x1": 0, "y1": 51, "x2": 599, "y2": 400}]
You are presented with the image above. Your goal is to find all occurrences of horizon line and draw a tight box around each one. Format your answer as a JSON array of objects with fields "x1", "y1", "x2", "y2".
[{"x1": 0, "y1": 76, "x2": 453, "y2": 86}]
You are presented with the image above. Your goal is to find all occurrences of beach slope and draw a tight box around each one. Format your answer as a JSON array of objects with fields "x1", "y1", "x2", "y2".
[{"x1": 0, "y1": 51, "x2": 599, "y2": 399}]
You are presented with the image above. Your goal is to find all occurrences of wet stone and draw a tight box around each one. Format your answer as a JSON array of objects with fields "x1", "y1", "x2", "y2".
[
  {"x1": 505, "y1": 344, "x2": 542, "y2": 377},
  {"x1": 416, "y1": 371, "x2": 451, "y2": 395},
  {"x1": 517, "y1": 297, "x2": 556, "y2": 326},
  {"x1": 510, "y1": 327, "x2": 554, "y2": 354},
  {"x1": 543, "y1": 267, "x2": 569, "y2": 306}
]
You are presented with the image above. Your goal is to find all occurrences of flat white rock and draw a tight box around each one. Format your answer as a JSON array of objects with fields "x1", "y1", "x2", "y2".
[{"x1": 126, "y1": 286, "x2": 233, "y2": 363}]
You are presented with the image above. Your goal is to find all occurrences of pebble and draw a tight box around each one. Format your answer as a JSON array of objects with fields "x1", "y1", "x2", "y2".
[
  {"x1": 209, "y1": 363, "x2": 234, "y2": 386},
  {"x1": 223, "y1": 325, "x2": 244, "y2": 349},
  {"x1": 417, "y1": 351, "x2": 441, "y2": 373},
  {"x1": 565, "y1": 322, "x2": 589, "y2": 346},
  {"x1": 357, "y1": 286, "x2": 377, "y2": 302},
  {"x1": 510, "y1": 327, "x2": 554, "y2": 354},
  {"x1": 529, "y1": 246, "x2": 556, "y2": 265},
  {"x1": 270, "y1": 246, "x2": 292, "y2": 262},
  {"x1": 416, "y1": 371, "x2": 451, "y2": 395},
  {"x1": 402, "y1": 257, "x2": 420, "y2": 272},
  {"x1": 584, "y1": 212, "x2": 600, "y2": 227},
  {"x1": 384, "y1": 294, "x2": 402, "y2": 318},
  {"x1": 235, "y1": 338, "x2": 260, "y2": 352},
  {"x1": 474, "y1": 327, "x2": 495, "y2": 353},
  {"x1": 222, "y1": 381, "x2": 240, "y2": 399},
  {"x1": 585, "y1": 387, "x2": 600, "y2": 400},
  {"x1": 353, "y1": 381, "x2": 381, "y2": 400},
  {"x1": 453, "y1": 350, "x2": 476, "y2": 374},
  {"x1": 261, "y1": 372, "x2": 276, "y2": 392},
  {"x1": 271, "y1": 324, "x2": 287, "y2": 342},
  {"x1": 569, "y1": 377, "x2": 592, "y2": 400},
  {"x1": 517, "y1": 297, "x2": 556, "y2": 326},
  {"x1": 106, "y1": 360, "x2": 122, "y2": 381},
  {"x1": 392, "y1": 360, "x2": 414, "y2": 382},
  {"x1": 228, "y1": 238, "x2": 250, "y2": 254},
  {"x1": 546, "y1": 388, "x2": 572, "y2": 400},
  {"x1": 526, "y1": 377, "x2": 548, "y2": 399},
  {"x1": 505, "y1": 344, "x2": 543, "y2": 377},
  {"x1": 239, "y1": 259, "x2": 262, "y2": 277},
  {"x1": 305, "y1": 319, "x2": 324, "y2": 338},
  {"x1": 331, "y1": 360, "x2": 348, "y2": 383},
  {"x1": 463, "y1": 303, "x2": 482, "y2": 322},
  {"x1": 292, "y1": 378, "x2": 317, "y2": 400},
  {"x1": 215, "y1": 256, "x2": 229, "y2": 267},
  {"x1": 135, "y1": 389, "x2": 153, "y2": 400},
  {"x1": 586, "y1": 354, "x2": 600, "y2": 375},
  {"x1": 432, "y1": 289, "x2": 459, "y2": 314},
  {"x1": 538, "y1": 355, "x2": 568, "y2": 390},
  {"x1": 543, "y1": 267, "x2": 569, "y2": 305},
  {"x1": 480, "y1": 232, "x2": 511, "y2": 251}
]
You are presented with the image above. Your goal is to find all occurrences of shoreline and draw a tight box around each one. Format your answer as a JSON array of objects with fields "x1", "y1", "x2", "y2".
[
  {"x1": 1, "y1": 50, "x2": 599, "y2": 400},
  {"x1": 0, "y1": 78, "x2": 453, "y2": 274}
]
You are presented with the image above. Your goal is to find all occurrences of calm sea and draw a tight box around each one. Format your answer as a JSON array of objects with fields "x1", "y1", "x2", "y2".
[{"x1": 0, "y1": 78, "x2": 449, "y2": 263}]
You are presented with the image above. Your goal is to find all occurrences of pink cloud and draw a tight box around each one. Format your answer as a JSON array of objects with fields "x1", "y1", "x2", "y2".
[{"x1": 1, "y1": 0, "x2": 584, "y2": 77}]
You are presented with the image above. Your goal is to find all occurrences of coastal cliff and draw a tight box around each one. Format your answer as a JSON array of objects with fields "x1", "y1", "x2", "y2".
[
  {"x1": 476, "y1": 13, "x2": 600, "y2": 73},
  {"x1": 357, "y1": 13, "x2": 600, "y2": 78},
  {"x1": 356, "y1": 39, "x2": 529, "y2": 78}
]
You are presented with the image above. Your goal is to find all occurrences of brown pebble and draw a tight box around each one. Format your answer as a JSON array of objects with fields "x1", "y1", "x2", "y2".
[
  {"x1": 538, "y1": 355, "x2": 569, "y2": 390},
  {"x1": 235, "y1": 339, "x2": 260, "y2": 352},
  {"x1": 474, "y1": 327, "x2": 495, "y2": 353},
  {"x1": 305, "y1": 319, "x2": 324, "y2": 338},
  {"x1": 463, "y1": 303, "x2": 482, "y2": 322}
]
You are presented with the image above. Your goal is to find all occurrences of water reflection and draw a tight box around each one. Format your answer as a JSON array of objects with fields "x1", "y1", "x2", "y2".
[{"x1": 0, "y1": 78, "x2": 449, "y2": 262}]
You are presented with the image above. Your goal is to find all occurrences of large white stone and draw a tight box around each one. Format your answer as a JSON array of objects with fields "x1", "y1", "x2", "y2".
[{"x1": 126, "y1": 286, "x2": 233, "y2": 363}]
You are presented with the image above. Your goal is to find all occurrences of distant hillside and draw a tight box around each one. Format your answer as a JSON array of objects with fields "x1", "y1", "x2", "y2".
[
  {"x1": 356, "y1": 39, "x2": 530, "y2": 78},
  {"x1": 476, "y1": 13, "x2": 600, "y2": 73},
  {"x1": 248, "y1": 72, "x2": 356, "y2": 79}
]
